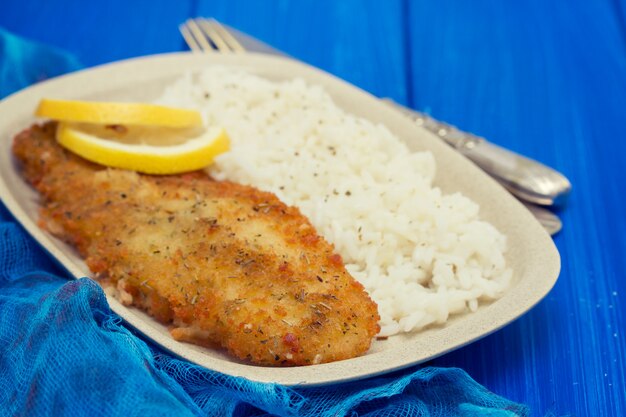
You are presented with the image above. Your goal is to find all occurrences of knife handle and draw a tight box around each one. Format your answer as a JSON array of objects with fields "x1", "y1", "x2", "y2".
[{"x1": 384, "y1": 100, "x2": 571, "y2": 206}]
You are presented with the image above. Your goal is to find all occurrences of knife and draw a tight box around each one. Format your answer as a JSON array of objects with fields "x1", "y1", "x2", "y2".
[
  {"x1": 382, "y1": 100, "x2": 571, "y2": 207},
  {"x1": 225, "y1": 26, "x2": 571, "y2": 206},
  {"x1": 197, "y1": 24, "x2": 563, "y2": 235}
]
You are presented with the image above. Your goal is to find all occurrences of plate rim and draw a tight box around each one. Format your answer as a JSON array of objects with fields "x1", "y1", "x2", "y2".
[{"x1": 0, "y1": 51, "x2": 561, "y2": 386}]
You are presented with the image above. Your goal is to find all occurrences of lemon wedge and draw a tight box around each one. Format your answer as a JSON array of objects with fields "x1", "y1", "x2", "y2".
[
  {"x1": 56, "y1": 122, "x2": 230, "y2": 174},
  {"x1": 37, "y1": 99, "x2": 202, "y2": 128}
]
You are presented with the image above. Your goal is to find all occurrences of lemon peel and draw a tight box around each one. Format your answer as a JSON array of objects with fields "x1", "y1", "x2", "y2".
[
  {"x1": 36, "y1": 99, "x2": 202, "y2": 128},
  {"x1": 56, "y1": 122, "x2": 230, "y2": 174}
]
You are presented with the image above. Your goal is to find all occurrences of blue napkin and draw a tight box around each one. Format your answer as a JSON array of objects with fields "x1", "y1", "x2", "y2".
[
  {"x1": 0, "y1": 28, "x2": 528, "y2": 417},
  {"x1": 0, "y1": 28, "x2": 82, "y2": 98}
]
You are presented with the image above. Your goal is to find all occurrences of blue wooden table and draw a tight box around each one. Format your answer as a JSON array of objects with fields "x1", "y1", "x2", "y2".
[{"x1": 1, "y1": 1, "x2": 624, "y2": 415}]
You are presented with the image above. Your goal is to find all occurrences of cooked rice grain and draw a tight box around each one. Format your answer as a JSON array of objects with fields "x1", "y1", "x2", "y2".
[{"x1": 158, "y1": 68, "x2": 512, "y2": 336}]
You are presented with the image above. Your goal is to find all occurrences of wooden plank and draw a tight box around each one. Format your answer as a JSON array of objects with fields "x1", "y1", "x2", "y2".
[
  {"x1": 194, "y1": 0, "x2": 409, "y2": 103},
  {"x1": 0, "y1": 0, "x2": 193, "y2": 66},
  {"x1": 407, "y1": 1, "x2": 626, "y2": 416},
  {"x1": 1, "y1": 1, "x2": 624, "y2": 414}
]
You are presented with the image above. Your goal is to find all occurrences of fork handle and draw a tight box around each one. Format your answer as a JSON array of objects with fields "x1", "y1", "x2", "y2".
[
  {"x1": 223, "y1": 26, "x2": 571, "y2": 207},
  {"x1": 384, "y1": 100, "x2": 571, "y2": 206}
]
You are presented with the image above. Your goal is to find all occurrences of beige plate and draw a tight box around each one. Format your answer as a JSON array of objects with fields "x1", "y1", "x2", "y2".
[{"x1": 0, "y1": 52, "x2": 560, "y2": 386}]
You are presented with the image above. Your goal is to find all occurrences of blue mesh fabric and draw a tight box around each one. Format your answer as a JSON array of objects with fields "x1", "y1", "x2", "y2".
[
  {"x1": 0, "y1": 28, "x2": 529, "y2": 417},
  {"x1": 0, "y1": 27, "x2": 82, "y2": 98}
]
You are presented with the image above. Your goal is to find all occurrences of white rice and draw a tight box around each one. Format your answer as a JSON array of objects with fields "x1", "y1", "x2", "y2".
[{"x1": 157, "y1": 67, "x2": 513, "y2": 337}]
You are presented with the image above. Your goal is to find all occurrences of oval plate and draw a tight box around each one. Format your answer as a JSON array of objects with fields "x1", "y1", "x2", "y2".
[{"x1": 0, "y1": 52, "x2": 560, "y2": 386}]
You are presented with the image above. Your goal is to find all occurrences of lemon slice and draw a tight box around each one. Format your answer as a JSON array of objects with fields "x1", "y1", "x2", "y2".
[
  {"x1": 37, "y1": 99, "x2": 202, "y2": 128},
  {"x1": 56, "y1": 122, "x2": 230, "y2": 174}
]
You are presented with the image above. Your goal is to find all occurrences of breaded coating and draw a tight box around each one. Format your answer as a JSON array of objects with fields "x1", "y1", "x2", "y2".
[{"x1": 12, "y1": 122, "x2": 380, "y2": 366}]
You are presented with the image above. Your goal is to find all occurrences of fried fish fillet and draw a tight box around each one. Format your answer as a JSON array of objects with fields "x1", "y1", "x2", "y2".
[{"x1": 13, "y1": 122, "x2": 379, "y2": 366}]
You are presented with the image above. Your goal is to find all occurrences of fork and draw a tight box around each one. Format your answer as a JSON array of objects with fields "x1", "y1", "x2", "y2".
[{"x1": 179, "y1": 18, "x2": 563, "y2": 236}]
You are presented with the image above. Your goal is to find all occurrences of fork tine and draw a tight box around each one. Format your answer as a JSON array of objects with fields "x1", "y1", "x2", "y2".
[
  {"x1": 180, "y1": 17, "x2": 247, "y2": 54},
  {"x1": 206, "y1": 18, "x2": 246, "y2": 52},
  {"x1": 184, "y1": 19, "x2": 214, "y2": 51},
  {"x1": 179, "y1": 22, "x2": 202, "y2": 52},
  {"x1": 197, "y1": 18, "x2": 232, "y2": 52}
]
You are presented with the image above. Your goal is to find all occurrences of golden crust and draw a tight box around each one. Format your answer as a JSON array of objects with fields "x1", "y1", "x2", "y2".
[{"x1": 12, "y1": 122, "x2": 380, "y2": 366}]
